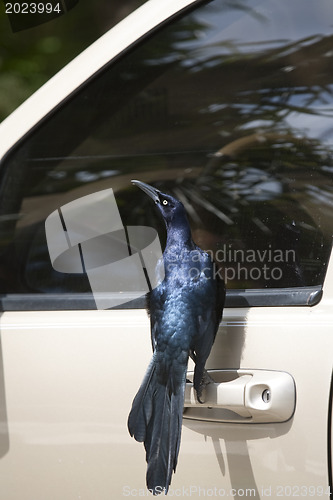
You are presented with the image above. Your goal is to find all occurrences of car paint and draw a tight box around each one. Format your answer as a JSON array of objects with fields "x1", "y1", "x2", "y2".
[
  {"x1": 0, "y1": 0, "x2": 332, "y2": 498},
  {"x1": 0, "y1": 264, "x2": 332, "y2": 499}
]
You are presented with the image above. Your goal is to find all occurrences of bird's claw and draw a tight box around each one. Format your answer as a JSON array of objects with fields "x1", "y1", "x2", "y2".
[{"x1": 195, "y1": 369, "x2": 215, "y2": 404}]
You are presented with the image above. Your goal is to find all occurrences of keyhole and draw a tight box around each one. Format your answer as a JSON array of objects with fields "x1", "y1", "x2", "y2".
[{"x1": 262, "y1": 389, "x2": 271, "y2": 403}]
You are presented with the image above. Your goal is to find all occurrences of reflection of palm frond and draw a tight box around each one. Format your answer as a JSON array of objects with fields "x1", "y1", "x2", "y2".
[{"x1": 179, "y1": 186, "x2": 233, "y2": 225}]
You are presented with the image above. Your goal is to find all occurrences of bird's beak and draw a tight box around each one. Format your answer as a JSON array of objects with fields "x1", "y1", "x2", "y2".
[{"x1": 131, "y1": 180, "x2": 160, "y2": 203}]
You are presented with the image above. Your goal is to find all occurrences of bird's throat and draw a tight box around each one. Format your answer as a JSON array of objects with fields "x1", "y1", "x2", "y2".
[{"x1": 165, "y1": 218, "x2": 193, "y2": 251}]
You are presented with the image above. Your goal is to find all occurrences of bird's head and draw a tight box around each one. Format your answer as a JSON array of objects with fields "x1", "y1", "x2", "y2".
[{"x1": 131, "y1": 180, "x2": 187, "y2": 228}]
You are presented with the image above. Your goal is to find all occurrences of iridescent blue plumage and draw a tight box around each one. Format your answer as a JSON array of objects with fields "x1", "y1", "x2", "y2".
[{"x1": 128, "y1": 181, "x2": 225, "y2": 494}]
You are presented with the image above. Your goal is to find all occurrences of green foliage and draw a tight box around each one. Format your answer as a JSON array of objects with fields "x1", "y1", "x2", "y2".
[{"x1": 0, "y1": 0, "x2": 145, "y2": 121}]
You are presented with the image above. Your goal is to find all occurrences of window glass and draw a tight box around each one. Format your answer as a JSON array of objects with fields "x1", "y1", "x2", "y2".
[{"x1": 1, "y1": 0, "x2": 333, "y2": 304}]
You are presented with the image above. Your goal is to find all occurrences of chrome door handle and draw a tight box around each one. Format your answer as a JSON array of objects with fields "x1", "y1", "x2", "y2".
[{"x1": 183, "y1": 369, "x2": 295, "y2": 423}]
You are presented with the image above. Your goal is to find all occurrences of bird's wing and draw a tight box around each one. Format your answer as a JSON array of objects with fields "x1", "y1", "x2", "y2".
[
  {"x1": 190, "y1": 251, "x2": 226, "y2": 393},
  {"x1": 147, "y1": 281, "x2": 166, "y2": 352}
]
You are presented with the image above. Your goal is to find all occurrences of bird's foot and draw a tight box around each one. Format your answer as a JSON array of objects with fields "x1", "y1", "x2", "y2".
[{"x1": 196, "y1": 369, "x2": 215, "y2": 404}]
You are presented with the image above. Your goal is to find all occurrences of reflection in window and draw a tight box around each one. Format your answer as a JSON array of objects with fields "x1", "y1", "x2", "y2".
[{"x1": 1, "y1": 0, "x2": 333, "y2": 298}]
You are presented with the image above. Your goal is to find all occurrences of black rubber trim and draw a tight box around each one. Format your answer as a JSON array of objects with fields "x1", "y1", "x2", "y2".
[
  {"x1": 0, "y1": 285, "x2": 322, "y2": 311},
  {"x1": 224, "y1": 285, "x2": 323, "y2": 308}
]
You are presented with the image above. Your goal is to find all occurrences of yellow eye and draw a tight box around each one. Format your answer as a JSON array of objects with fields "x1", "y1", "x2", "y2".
[{"x1": 162, "y1": 199, "x2": 168, "y2": 206}]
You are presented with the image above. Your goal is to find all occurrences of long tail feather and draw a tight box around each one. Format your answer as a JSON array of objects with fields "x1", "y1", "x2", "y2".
[
  {"x1": 128, "y1": 358, "x2": 155, "y2": 443},
  {"x1": 128, "y1": 357, "x2": 186, "y2": 495}
]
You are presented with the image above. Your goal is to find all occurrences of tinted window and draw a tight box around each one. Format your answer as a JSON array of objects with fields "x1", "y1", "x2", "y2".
[{"x1": 0, "y1": 0, "x2": 332, "y2": 307}]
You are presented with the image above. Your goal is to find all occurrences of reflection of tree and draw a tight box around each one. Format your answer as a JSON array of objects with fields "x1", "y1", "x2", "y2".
[
  {"x1": 183, "y1": 32, "x2": 333, "y2": 134},
  {"x1": 117, "y1": 22, "x2": 333, "y2": 288}
]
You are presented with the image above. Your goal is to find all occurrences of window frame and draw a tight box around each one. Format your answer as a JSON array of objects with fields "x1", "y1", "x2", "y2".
[{"x1": 0, "y1": 285, "x2": 323, "y2": 311}]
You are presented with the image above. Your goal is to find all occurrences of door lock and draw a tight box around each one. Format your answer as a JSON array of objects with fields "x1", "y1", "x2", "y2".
[{"x1": 262, "y1": 388, "x2": 271, "y2": 403}]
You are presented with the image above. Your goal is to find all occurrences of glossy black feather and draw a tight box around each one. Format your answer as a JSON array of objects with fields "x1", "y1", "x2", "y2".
[{"x1": 128, "y1": 181, "x2": 225, "y2": 494}]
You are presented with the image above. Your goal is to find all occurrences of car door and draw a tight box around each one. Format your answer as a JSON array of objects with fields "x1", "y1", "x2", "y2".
[{"x1": 0, "y1": 0, "x2": 332, "y2": 499}]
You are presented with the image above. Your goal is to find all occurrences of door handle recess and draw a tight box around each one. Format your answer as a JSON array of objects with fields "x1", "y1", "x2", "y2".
[{"x1": 183, "y1": 369, "x2": 296, "y2": 423}]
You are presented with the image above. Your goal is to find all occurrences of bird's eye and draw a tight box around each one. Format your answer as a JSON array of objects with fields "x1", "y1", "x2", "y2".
[{"x1": 162, "y1": 199, "x2": 168, "y2": 206}]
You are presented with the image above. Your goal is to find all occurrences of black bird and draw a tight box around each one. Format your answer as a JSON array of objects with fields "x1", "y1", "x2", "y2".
[{"x1": 128, "y1": 180, "x2": 225, "y2": 495}]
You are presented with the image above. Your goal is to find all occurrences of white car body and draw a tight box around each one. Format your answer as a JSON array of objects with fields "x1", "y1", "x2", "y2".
[{"x1": 0, "y1": 0, "x2": 332, "y2": 498}]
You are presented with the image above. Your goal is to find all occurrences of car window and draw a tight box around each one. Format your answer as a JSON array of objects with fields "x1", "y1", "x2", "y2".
[{"x1": 0, "y1": 0, "x2": 333, "y2": 310}]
